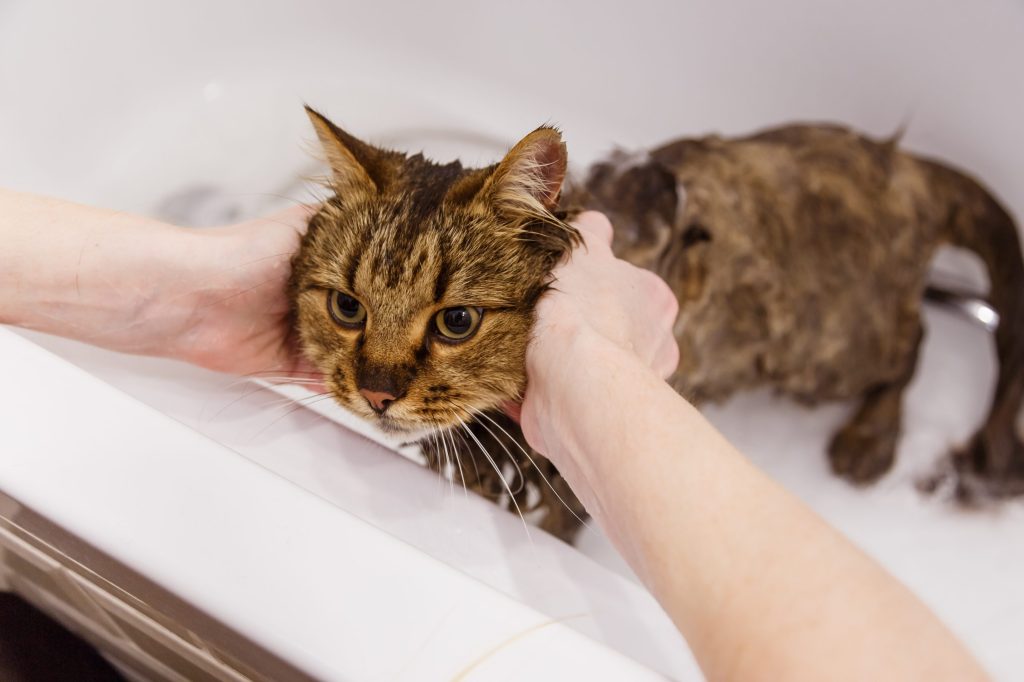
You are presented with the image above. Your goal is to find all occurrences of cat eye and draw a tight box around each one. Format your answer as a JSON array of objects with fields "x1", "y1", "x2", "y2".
[
  {"x1": 434, "y1": 307, "x2": 482, "y2": 341},
  {"x1": 328, "y1": 291, "x2": 367, "y2": 327}
]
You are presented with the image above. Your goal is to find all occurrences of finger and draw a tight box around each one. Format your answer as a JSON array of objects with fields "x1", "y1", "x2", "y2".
[
  {"x1": 656, "y1": 337, "x2": 681, "y2": 379},
  {"x1": 573, "y1": 211, "x2": 614, "y2": 247},
  {"x1": 501, "y1": 400, "x2": 523, "y2": 424},
  {"x1": 643, "y1": 270, "x2": 679, "y2": 326},
  {"x1": 661, "y1": 280, "x2": 680, "y2": 323},
  {"x1": 282, "y1": 352, "x2": 329, "y2": 393}
]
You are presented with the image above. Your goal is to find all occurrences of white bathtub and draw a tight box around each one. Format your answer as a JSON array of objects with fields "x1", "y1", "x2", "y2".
[{"x1": 1, "y1": 1, "x2": 1023, "y2": 679}]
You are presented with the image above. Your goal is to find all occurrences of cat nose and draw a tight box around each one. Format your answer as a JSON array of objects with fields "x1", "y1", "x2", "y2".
[{"x1": 359, "y1": 388, "x2": 398, "y2": 414}]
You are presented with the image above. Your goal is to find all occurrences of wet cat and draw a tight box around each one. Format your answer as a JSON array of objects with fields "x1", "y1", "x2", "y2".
[
  {"x1": 290, "y1": 109, "x2": 1024, "y2": 542},
  {"x1": 581, "y1": 125, "x2": 1023, "y2": 501}
]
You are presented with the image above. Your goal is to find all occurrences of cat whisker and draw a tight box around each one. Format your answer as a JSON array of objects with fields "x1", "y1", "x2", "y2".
[
  {"x1": 474, "y1": 411, "x2": 590, "y2": 532},
  {"x1": 430, "y1": 427, "x2": 452, "y2": 498},
  {"x1": 460, "y1": 423, "x2": 533, "y2": 544},
  {"x1": 452, "y1": 426, "x2": 483, "y2": 485},
  {"x1": 242, "y1": 369, "x2": 327, "y2": 378},
  {"x1": 453, "y1": 408, "x2": 526, "y2": 496},
  {"x1": 246, "y1": 391, "x2": 335, "y2": 443},
  {"x1": 237, "y1": 391, "x2": 332, "y2": 417},
  {"x1": 436, "y1": 428, "x2": 456, "y2": 498},
  {"x1": 444, "y1": 428, "x2": 470, "y2": 498},
  {"x1": 431, "y1": 426, "x2": 467, "y2": 498},
  {"x1": 249, "y1": 378, "x2": 325, "y2": 386},
  {"x1": 201, "y1": 376, "x2": 328, "y2": 424},
  {"x1": 228, "y1": 377, "x2": 326, "y2": 390},
  {"x1": 428, "y1": 430, "x2": 447, "y2": 497},
  {"x1": 295, "y1": 391, "x2": 337, "y2": 404},
  {"x1": 468, "y1": 412, "x2": 527, "y2": 497},
  {"x1": 202, "y1": 379, "x2": 293, "y2": 424}
]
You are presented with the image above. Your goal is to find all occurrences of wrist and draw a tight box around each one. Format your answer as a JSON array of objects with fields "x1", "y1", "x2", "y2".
[
  {"x1": 143, "y1": 226, "x2": 240, "y2": 366},
  {"x1": 150, "y1": 219, "x2": 302, "y2": 373},
  {"x1": 524, "y1": 318, "x2": 654, "y2": 504},
  {"x1": 121, "y1": 224, "x2": 225, "y2": 362},
  {"x1": 526, "y1": 315, "x2": 586, "y2": 390},
  {"x1": 117, "y1": 224, "x2": 199, "y2": 356}
]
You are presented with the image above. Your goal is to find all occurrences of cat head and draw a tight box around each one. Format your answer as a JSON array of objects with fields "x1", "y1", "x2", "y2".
[{"x1": 290, "y1": 107, "x2": 579, "y2": 438}]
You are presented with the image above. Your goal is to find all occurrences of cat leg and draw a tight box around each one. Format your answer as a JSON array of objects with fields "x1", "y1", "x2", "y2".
[
  {"x1": 423, "y1": 419, "x2": 515, "y2": 505},
  {"x1": 828, "y1": 383, "x2": 904, "y2": 483},
  {"x1": 955, "y1": 352, "x2": 1024, "y2": 497},
  {"x1": 828, "y1": 324, "x2": 923, "y2": 484},
  {"x1": 935, "y1": 161, "x2": 1024, "y2": 497}
]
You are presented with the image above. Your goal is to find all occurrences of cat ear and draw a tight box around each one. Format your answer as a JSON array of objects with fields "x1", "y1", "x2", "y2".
[
  {"x1": 450, "y1": 126, "x2": 578, "y2": 261},
  {"x1": 305, "y1": 105, "x2": 397, "y2": 196},
  {"x1": 478, "y1": 126, "x2": 568, "y2": 219}
]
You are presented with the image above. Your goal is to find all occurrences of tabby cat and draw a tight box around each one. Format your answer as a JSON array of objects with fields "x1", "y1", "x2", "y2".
[{"x1": 290, "y1": 108, "x2": 1024, "y2": 542}]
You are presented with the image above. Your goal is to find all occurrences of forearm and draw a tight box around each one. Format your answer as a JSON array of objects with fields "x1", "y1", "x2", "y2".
[
  {"x1": 1, "y1": 189, "x2": 197, "y2": 353},
  {"x1": 529, "y1": 328, "x2": 986, "y2": 681}
]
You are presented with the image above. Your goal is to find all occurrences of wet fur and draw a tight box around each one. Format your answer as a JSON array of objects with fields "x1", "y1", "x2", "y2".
[
  {"x1": 582, "y1": 124, "x2": 1024, "y2": 499},
  {"x1": 292, "y1": 112, "x2": 1024, "y2": 542}
]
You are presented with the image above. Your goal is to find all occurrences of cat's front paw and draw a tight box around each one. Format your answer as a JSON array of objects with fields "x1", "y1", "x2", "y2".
[{"x1": 827, "y1": 422, "x2": 898, "y2": 484}]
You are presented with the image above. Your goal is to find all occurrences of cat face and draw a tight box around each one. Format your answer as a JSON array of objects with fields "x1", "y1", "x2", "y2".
[{"x1": 290, "y1": 108, "x2": 578, "y2": 438}]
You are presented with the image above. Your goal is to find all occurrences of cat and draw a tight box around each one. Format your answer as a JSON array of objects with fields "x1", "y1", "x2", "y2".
[
  {"x1": 290, "y1": 108, "x2": 1024, "y2": 542},
  {"x1": 581, "y1": 125, "x2": 1024, "y2": 498}
]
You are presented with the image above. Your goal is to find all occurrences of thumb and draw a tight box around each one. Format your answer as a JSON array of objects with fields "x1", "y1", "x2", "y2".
[{"x1": 572, "y1": 211, "x2": 614, "y2": 247}]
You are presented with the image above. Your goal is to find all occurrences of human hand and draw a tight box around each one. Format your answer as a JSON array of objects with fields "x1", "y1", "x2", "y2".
[
  {"x1": 513, "y1": 211, "x2": 679, "y2": 453},
  {"x1": 164, "y1": 204, "x2": 322, "y2": 385},
  {"x1": 0, "y1": 189, "x2": 322, "y2": 386}
]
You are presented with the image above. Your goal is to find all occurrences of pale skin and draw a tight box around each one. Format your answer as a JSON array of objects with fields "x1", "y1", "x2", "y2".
[
  {"x1": 0, "y1": 188, "x2": 317, "y2": 378},
  {"x1": 0, "y1": 191, "x2": 987, "y2": 680},
  {"x1": 522, "y1": 213, "x2": 988, "y2": 681}
]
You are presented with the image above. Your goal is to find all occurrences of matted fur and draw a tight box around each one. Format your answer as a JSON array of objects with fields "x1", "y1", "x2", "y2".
[{"x1": 581, "y1": 124, "x2": 1024, "y2": 496}]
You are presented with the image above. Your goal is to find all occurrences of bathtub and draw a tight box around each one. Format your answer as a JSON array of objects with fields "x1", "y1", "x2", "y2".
[{"x1": 1, "y1": 1, "x2": 1023, "y2": 679}]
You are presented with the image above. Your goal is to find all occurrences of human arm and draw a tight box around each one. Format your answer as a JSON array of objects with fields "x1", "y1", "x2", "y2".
[
  {"x1": 519, "y1": 212, "x2": 987, "y2": 681},
  {"x1": 0, "y1": 188, "x2": 316, "y2": 378}
]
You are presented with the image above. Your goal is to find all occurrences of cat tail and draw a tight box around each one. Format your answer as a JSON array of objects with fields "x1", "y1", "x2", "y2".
[{"x1": 929, "y1": 160, "x2": 1024, "y2": 490}]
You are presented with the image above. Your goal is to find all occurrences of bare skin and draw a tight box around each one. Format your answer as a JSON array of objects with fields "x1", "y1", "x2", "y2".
[
  {"x1": 0, "y1": 193, "x2": 987, "y2": 680},
  {"x1": 521, "y1": 212, "x2": 987, "y2": 681},
  {"x1": 0, "y1": 188, "x2": 316, "y2": 379}
]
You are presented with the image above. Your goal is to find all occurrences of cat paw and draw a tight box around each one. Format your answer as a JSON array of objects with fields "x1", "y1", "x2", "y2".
[
  {"x1": 953, "y1": 434, "x2": 1024, "y2": 499},
  {"x1": 827, "y1": 423, "x2": 898, "y2": 484}
]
